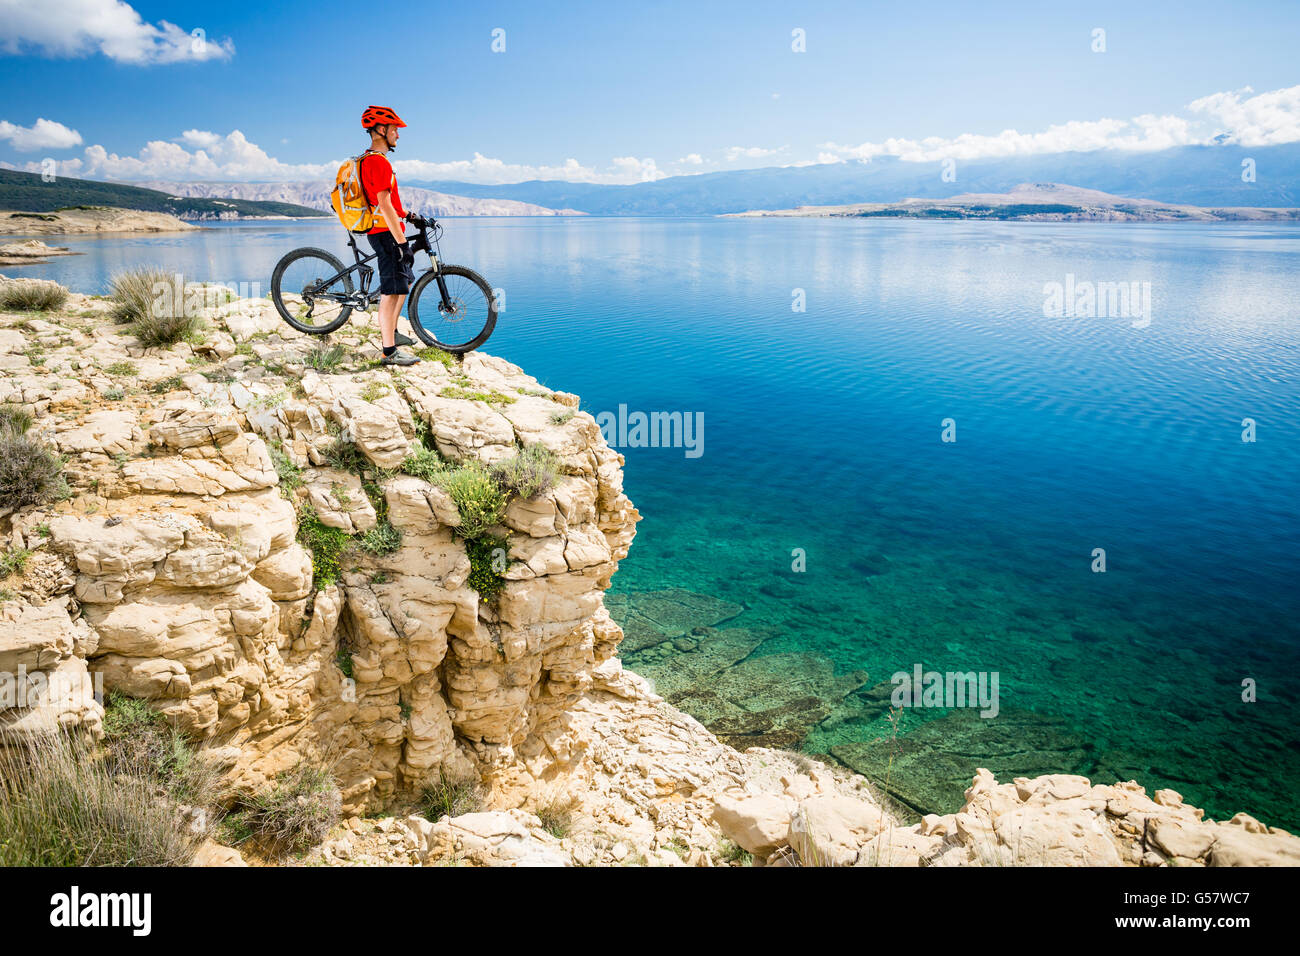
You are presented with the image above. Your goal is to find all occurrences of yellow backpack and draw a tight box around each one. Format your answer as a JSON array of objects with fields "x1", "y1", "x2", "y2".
[{"x1": 330, "y1": 150, "x2": 382, "y2": 233}]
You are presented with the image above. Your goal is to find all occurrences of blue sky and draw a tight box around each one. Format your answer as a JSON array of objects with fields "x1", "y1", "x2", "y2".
[{"x1": 1, "y1": 0, "x2": 1298, "y2": 184}]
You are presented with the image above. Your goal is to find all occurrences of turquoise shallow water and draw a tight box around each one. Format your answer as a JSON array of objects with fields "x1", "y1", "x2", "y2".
[{"x1": 16, "y1": 216, "x2": 1300, "y2": 828}]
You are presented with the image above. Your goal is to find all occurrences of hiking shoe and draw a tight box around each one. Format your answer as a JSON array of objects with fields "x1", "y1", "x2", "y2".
[
  {"x1": 394, "y1": 331, "x2": 416, "y2": 347},
  {"x1": 381, "y1": 349, "x2": 420, "y2": 366}
]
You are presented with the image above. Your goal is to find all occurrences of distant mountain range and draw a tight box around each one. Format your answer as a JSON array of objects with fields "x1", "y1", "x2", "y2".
[
  {"x1": 406, "y1": 144, "x2": 1300, "y2": 215},
  {"x1": 132, "y1": 181, "x2": 585, "y2": 218},
  {"x1": 728, "y1": 182, "x2": 1300, "y2": 221},
  {"x1": 0, "y1": 168, "x2": 326, "y2": 219},
  {"x1": 6, "y1": 143, "x2": 1298, "y2": 221}
]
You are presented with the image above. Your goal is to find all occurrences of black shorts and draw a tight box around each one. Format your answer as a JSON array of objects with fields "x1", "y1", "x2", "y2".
[{"x1": 367, "y1": 230, "x2": 415, "y2": 295}]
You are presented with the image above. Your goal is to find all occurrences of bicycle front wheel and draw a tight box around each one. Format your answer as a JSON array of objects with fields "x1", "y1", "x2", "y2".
[
  {"x1": 408, "y1": 265, "x2": 497, "y2": 353},
  {"x1": 271, "y1": 247, "x2": 355, "y2": 334}
]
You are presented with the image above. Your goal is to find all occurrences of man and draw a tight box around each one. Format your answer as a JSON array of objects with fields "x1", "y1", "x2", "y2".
[{"x1": 359, "y1": 105, "x2": 420, "y2": 366}]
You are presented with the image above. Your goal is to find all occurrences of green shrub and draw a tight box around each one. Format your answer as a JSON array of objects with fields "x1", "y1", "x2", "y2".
[
  {"x1": 0, "y1": 428, "x2": 69, "y2": 511},
  {"x1": 717, "y1": 837, "x2": 753, "y2": 866},
  {"x1": 439, "y1": 384, "x2": 515, "y2": 406},
  {"x1": 323, "y1": 434, "x2": 367, "y2": 474},
  {"x1": 420, "y1": 771, "x2": 484, "y2": 821},
  {"x1": 359, "y1": 381, "x2": 389, "y2": 403},
  {"x1": 150, "y1": 375, "x2": 187, "y2": 394},
  {"x1": 104, "y1": 361, "x2": 137, "y2": 377},
  {"x1": 491, "y1": 444, "x2": 562, "y2": 499},
  {"x1": 535, "y1": 793, "x2": 577, "y2": 839},
  {"x1": 101, "y1": 692, "x2": 225, "y2": 808},
  {"x1": 465, "y1": 534, "x2": 509, "y2": 600},
  {"x1": 0, "y1": 731, "x2": 204, "y2": 866},
  {"x1": 0, "y1": 280, "x2": 68, "y2": 312},
  {"x1": 414, "y1": 346, "x2": 456, "y2": 368},
  {"x1": 230, "y1": 764, "x2": 341, "y2": 856},
  {"x1": 0, "y1": 404, "x2": 33, "y2": 435},
  {"x1": 267, "y1": 439, "x2": 302, "y2": 492},
  {"x1": 109, "y1": 267, "x2": 204, "y2": 347},
  {"x1": 108, "y1": 267, "x2": 172, "y2": 324},
  {"x1": 400, "y1": 440, "x2": 447, "y2": 482},
  {"x1": 358, "y1": 519, "x2": 402, "y2": 556},
  {"x1": 296, "y1": 506, "x2": 353, "y2": 588},
  {"x1": 304, "y1": 343, "x2": 345, "y2": 372},
  {"x1": 436, "y1": 462, "x2": 506, "y2": 538},
  {"x1": 335, "y1": 643, "x2": 354, "y2": 679},
  {"x1": 0, "y1": 545, "x2": 29, "y2": 579}
]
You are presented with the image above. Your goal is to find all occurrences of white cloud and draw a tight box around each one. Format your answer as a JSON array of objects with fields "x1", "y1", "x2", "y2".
[
  {"x1": 0, "y1": 0, "x2": 234, "y2": 64},
  {"x1": 18, "y1": 130, "x2": 334, "y2": 181},
  {"x1": 677, "y1": 153, "x2": 704, "y2": 165},
  {"x1": 819, "y1": 85, "x2": 1300, "y2": 164},
  {"x1": 1189, "y1": 85, "x2": 1300, "y2": 146},
  {"x1": 6, "y1": 133, "x2": 673, "y2": 185},
  {"x1": 725, "y1": 145, "x2": 787, "y2": 161},
  {"x1": 0, "y1": 117, "x2": 82, "y2": 151},
  {"x1": 391, "y1": 152, "x2": 665, "y2": 185}
]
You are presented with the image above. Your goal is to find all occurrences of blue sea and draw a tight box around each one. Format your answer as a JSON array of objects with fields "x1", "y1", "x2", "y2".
[{"x1": 14, "y1": 217, "x2": 1300, "y2": 828}]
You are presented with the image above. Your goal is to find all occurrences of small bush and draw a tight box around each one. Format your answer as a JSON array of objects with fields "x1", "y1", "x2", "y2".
[
  {"x1": 414, "y1": 346, "x2": 456, "y2": 368},
  {"x1": 104, "y1": 387, "x2": 125, "y2": 401},
  {"x1": 465, "y1": 534, "x2": 509, "y2": 600},
  {"x1": 420, "y1": 772, "x2": 484, "y2": 821},
  {"x1": 717, "y1": 837, "x2": 753, "y2": 866},
  {"x1": 296, "y1": 506, "x2": 353, "y2": 588},
  {"x1": 439, "y1": 384, "x2": 515, "y2": 406},
  {"x1": 304, "y1": 343, "x2": 345, "y2": 372},
  {"x1": 108, "y1": 267, "x2": 171, "y2": 324},
  {"x1": 491, "y1": 444, "x2": 562, "y2": 499},
  {"x1": 267, "y1": 439, "x2": 302, "y2": 492},
  {"x1": 358, "y1": 519, "x2": 402, "y2": 556},
  {"x1": 401, "y1": 440, "x2": 448, "y2": 483},
  {"x1": 323, "y1": 435, "x2": 367, "y2": 474},
  {"x1": 109, "y1": 267, "x2": 204, "y2": 347},
  {"x1": 0, "y1": 429, "x2": 68, "y2": 512},
  {"x1": 359, "y1": 381, "x2": 389, "y2": 403},
  {"x1": 230, "y1": 764, "x2": 341, "y2": 856},
  {"x1": 0, "y1": 404, "x2": 33, "y2": 435},
  {"x1": 101, "y1": 692, "x2": 225, "y2": 808},
  {"x1": 0, "y1": 280, "x2": 68, "y2": 312},
  {"x1": 104, "y1": 361, "x2": 137, "y2": 377},
  {"x1": 535, "y1": 793, "x2": 577, "y2": 839},
  {"x1": 550, "y1": 409, "x2": 575, "y2": 425},
  {"x1": 436, "y1": 462, "x2": 506, "y2": 539},
  {"x1": 150, "y1": 375, "x2": 187, "y2": 394},
  {"x1": 0, "y1": 731, "x2": 204, "y2": 866},
  {"x1": 0, "y1": 545, "x2": 29, "y2": 578}
]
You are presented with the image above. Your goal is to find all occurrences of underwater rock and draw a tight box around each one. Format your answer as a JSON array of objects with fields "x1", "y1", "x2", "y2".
[{"x1": 831, "y1": 707, "x2": 1093, "y2": 816}]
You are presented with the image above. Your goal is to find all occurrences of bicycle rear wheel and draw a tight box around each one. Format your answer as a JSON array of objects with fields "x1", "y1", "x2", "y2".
[
  {"x1": 408, "y1": 264, "x2": 497, "y2": 353},
  {"x1": 271, "y1": 247, "x2": 355, "y2": 334}
]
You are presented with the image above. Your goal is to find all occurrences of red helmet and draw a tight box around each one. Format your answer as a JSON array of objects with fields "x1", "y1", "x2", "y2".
[{"x1": 362, "y1": 105, "x2": 406, "y2": 130}]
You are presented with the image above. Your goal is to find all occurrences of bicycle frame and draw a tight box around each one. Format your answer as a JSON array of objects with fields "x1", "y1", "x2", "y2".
[{"x1": 309, "y1": 221, "x2": 448, "y2": 312}]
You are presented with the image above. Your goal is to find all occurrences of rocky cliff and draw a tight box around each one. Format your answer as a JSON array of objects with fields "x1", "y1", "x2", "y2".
[{"x1": 2, "y1": 277, "x2": 1297, "y2": 867}]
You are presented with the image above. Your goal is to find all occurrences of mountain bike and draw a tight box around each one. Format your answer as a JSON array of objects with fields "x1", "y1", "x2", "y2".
[{"x1": 269, "y1": 213, "x2": 497, "y2": 353}]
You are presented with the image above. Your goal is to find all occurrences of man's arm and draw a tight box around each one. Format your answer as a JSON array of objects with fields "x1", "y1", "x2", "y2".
[{"x1": 375, "y1": 189, "x2": 407, "y2": 247}]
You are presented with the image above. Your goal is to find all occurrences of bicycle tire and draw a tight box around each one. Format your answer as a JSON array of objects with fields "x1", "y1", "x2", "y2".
[
  {"x1": 271, "y1": 246, "x2": 355, "y2": 334},
  {"x1": 408, "y1": 264, "x2": 498, "y2": 353}
]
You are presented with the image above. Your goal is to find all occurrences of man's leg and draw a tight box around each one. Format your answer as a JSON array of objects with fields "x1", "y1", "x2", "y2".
[
  {"x1": 378, "y1": 294, "x2": 397, "y2": 348},
  {"x1": 378, "y1": 294, "x2": 411, "y2": 349}
]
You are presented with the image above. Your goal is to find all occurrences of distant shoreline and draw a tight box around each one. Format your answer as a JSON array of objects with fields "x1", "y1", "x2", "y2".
[{"x1": 725, "y1": 182, "x2": 1300, "y2": 223}]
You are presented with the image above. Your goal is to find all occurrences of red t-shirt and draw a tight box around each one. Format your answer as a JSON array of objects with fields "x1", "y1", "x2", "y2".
[{"x1": 359, "y1": 151, "x2": 404, "y2": 234}]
